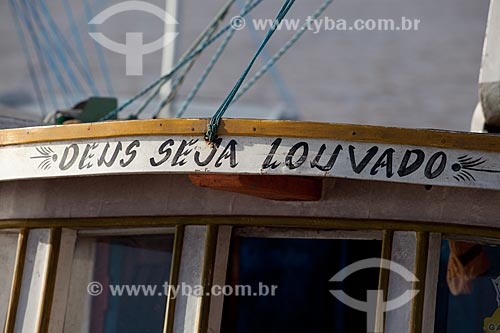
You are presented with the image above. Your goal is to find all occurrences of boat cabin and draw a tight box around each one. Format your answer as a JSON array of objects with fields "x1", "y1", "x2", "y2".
[{"x1": 0, "y1": 119, "x2": 500, "y2": 332}]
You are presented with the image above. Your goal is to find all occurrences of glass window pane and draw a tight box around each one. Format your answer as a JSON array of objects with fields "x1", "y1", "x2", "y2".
[
  {"x1": 435, "y1": 239, "x2": 500, "y2": 333},
  {"x1": 221, "y1": 236, "x2": 382, "y2": 332},
  {"x1": 0, "y1": 231, "x2": 18, "y2": 329},
  {"x1": 64, "y1": 234, "x2": 174, "y2": 333}
]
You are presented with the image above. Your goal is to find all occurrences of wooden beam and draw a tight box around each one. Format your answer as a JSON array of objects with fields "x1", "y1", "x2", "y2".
[
  {"x1": 188, "y1": 174, "x2": 323, "y2": 201},
  {"x1": 6, "y1": 119, "x2": 500, "y2": 153}
]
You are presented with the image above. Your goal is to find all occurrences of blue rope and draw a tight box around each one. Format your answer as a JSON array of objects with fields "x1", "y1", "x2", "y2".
[
  {"x1": 22, "y1": 0, "x2": 75, "y2": 105},
  {"x1": 135, "y1": 0, "x2": 240, "y2": 119},
  {"x1": 173, "y1": 28, "x2": 236, "y2": 118},
  {"x1": 206, "y1": 0, "x2": 296, "y2": 143},
  {"x1": 99, "y1": 0, "x2": 264, "y2": 121},
  {"x1": 83, "y1": 0, "x2": 114, "y2": 96},
  {"x1": 235, "y1": 0, "x2": 298, "y2": 118},
  {"x1": 8, "y1": 0, "x2": 47, "y2": 116},
  {"x1": 29, "y1": 0, "x2": 85, "y2": 101},
  {"x1": 61, "y1": 0, "x2": 99, "y2": 95},
  {"x1": 232, "y1": 0, "x2": 333, "y2": 105},
  {"x1": 16, "y1": 0, "x2": 58, "y2": 107},
  {"x1": 38, "y1": 0, "x2": 91, "y2": 97},
  {"x1": 150, "y1": 69, "x2": 193, "y2": 118},
  {"x1": 173, "y1": 0, "x2": 255, "y2": 118},
  {"x1": 17, "y1": 0, "x2": 68, "y2": 107},
  {"x1": 133, "y1": 1, "x2": 231, "y2": 119},
  {"x1": 137, "y1": 66, "x2": 190, "y2": 119}
]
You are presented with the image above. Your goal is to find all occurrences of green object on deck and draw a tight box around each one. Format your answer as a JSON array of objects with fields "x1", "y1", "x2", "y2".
[
  {"x1": 56, "y1": 97, "x2": 118, "y2": 124},
  {"x1": 79, "y1": 97, "x2": 118, "y2": 123}
]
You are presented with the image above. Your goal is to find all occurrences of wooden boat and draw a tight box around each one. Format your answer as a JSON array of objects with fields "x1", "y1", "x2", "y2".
[
  {"x1": 2, "y1": 1, "x2": 500, "y2": 333},
  {"x1": 1, "y1": 118, "x2": 500, "y2": 332}
]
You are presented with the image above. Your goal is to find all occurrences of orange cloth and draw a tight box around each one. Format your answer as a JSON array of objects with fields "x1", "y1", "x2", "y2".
[{"x1": 447, "y1": 241, "x2": 490, "y2": 296}]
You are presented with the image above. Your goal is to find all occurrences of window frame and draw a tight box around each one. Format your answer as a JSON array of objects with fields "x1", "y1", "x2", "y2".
[{"x1": 1, "y1": 217, "x2": 499, "y2": 333}]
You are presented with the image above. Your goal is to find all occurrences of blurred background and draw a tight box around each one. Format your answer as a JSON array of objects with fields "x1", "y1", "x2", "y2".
[{"x1": 0, "y1": 0, "x2": 490, "y2": 130}]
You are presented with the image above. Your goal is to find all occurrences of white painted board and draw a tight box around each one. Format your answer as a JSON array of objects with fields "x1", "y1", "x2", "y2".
[{"x1": 1, "y1": 135, "x2": 500, "y2": 190}]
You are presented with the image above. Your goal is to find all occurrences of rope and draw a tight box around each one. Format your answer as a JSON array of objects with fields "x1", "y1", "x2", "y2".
[
  {"x1": 234, "y1": 0, "x2": 298, "y2": 118},
  {"x1": 134, "y1": 26, "x2": 219, "y2": 119},
  {"x1": 8, "y1": 0, "x2": 47, "y2": 116},
  {"x1": 29, "y1": 0, "x2": 85, "y2": 100},
  {"x1": 99, "y1": 0, "x2": 264, "y2": 121},
  {"x1": 174, "y1": 0, "x2": 255, "y2": 118},
  {"x1": 174, "y1": 29, "x2": 236, "y2": 118},
  {"x1": 0, "y1": 114, "x2": 42, "y2": 124},
  {"x1": 40, "y1": 0, "x2": 96, "y2": 98},
  {"x1": 150, "y1": 0, "x2": 237, "y2": 118},
  {"x1": 151, "y1": 62, "x2": 200, "y2": 118},
  {"x1": 61, "y1": 0, "x2": 99, "y2": 95},
  {"x1": 151, "y1": 26, "x2": 221, "y2": 118},
  {"x1": 83, "y1": 0, "x2": 114, "y2": 96},
  {"x1": 17, "y1": 0, "x2": 69, "y2": 107},
  {"x1": 134, "y1": 0, "x2": 236, "y2": 119},
  {"x1": 205, "y1": 0, "x2": 296, "y2": 143},
  {"x1": 11, "y1": 0, "x2": 115, "y2": 113},
  {"x1": 232, "y1": 0, "x2": 333, "y2": 104}
]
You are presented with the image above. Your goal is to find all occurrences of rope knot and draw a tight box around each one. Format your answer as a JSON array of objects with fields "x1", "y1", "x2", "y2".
[{"x1": 205, "y1": 122, "x2": 219, "y2": 144}]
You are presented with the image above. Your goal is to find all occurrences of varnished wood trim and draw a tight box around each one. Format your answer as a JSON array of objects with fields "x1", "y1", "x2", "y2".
[
  {"x1": 234, "y1": 226, "x2": 381, "y2": 240},
  {"x1": 410, "y1": 232, "x2": 429, "y2": 333},
  {"x1": 1, "y1": 217, "x2": 500, "y2": 240},
  {"x1": 1, "y1": 119, "x2": 500, "y2": 153},
  {"x1": 78, "y1": 227, "x2": 175, "y2": 237},
  {"x1": 189, "y1": 174, "x2": 322, "y2": 201},
  {"x1": 197, "y1": 225, "x2": 219, "y2": 333},
  {"x1": 38, "y1": 228, "x2": 62, "y2": 333},
  {"x1": 4, "y1": 229, "x2": 28, "y2": 333},
  {"x1": 163, "y1": 225, "x2": 185, "y2": 333}
]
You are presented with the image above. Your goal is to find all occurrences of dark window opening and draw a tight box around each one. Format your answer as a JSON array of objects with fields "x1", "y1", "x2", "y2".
[{"x1": 221, "y1": 234, "x2": 382, "y2": 333}]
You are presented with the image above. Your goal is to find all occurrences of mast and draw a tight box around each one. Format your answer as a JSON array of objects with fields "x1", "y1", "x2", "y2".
[
  {"x1": 158, "y1": 0, "x2": 180, "y2": 119},
  {"x1": 474, "y1": 0, "x2": 500, "y2": 132}
]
